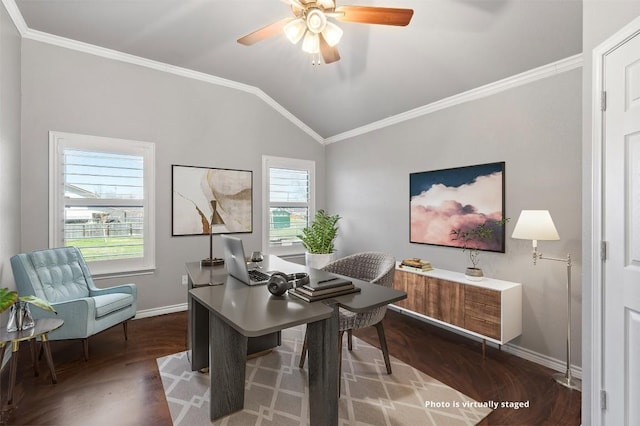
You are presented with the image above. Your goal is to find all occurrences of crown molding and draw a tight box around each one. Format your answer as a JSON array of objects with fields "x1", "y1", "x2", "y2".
[
  {"x1": 324, "y1": 53, "x2": 584, "y2": 144},
  {"x1": 4, "y1": 0, "x2": 581, "y2": 146},
  {"x1": 22, "y1": 28, "x2": 324, "y2": 144},
  {"x1": 1, "y1": 0, "x2": 27, "y2": 35}
]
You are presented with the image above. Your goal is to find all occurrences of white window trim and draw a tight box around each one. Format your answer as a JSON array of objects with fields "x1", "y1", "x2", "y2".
[
  {"x1": 262, "y1": 155, "x2": 315, "y2": 256},
  {"x1": 49, "y1": 131, "x2": 156, "y2": 276}
]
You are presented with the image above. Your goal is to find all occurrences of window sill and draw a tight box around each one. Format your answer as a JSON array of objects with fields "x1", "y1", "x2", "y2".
[{"x1": 92, "y1": 267, "x2": 156, "y2": 280}]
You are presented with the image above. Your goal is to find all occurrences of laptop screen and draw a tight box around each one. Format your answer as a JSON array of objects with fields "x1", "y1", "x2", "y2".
[
  {"x1": 221, "y1": 235, "x2": 271, "y2": 285},
  {"x1": 221, "y1": 235, "x2": 252, "y2": 283}
]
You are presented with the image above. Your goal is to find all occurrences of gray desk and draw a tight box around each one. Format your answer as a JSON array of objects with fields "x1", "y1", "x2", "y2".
[
  {"x1": 188, "y1": 255, "x2": 406, "y2": 425},
  {"x1": 186, "y1": 261, "x2": 280, "y2": 368}
]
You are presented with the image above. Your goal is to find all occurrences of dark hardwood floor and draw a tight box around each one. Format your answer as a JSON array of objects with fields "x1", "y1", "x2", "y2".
[{"x1": 2, "y1": 309, "x2": 580, "y2": 425}]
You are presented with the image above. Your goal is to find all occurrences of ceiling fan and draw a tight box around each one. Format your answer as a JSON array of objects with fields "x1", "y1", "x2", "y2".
[{"x1": 237, "y1": 0, "x2": 414, "y2": 64}]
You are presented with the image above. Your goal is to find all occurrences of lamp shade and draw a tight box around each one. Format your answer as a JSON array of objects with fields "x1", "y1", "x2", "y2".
[
  {"x1": 511, "y1": 210, "x2": 560, "y2": 241},
  {"x1": 284, "y1": 18, "x2": 307, "y2": 44},
  {"x1": 302, "y1": 31, "x2": 320, "y2": 53},
  {"x1": 322, "y1": 21, "x2": 343, "y2": 46}
]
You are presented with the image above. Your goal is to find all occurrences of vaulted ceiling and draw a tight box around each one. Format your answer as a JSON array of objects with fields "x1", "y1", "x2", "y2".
[{"x1": 14, "y1": 0, "x2": 582, "y2": 140}]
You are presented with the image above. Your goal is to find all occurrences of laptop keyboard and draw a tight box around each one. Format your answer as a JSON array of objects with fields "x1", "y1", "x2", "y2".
[{"x1": 248, "y1": 269, "x2": 270, "y2": 282}]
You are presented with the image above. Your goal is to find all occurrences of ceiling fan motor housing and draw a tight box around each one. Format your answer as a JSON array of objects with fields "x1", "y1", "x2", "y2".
[{"x1": 306, "y1": 8, "x2": 328, "y2": 34}]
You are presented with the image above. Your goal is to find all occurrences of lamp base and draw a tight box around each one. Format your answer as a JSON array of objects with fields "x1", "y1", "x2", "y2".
[
  {"x1": 552, "y1": 372, "x2": 581, "y2": 391},
  {"x1": 201, "y1": 258, "x2": 224, "y2": 267}
]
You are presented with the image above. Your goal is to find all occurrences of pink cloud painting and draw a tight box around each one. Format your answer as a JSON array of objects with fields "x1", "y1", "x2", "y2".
[{"x1": 409, "y1": 162, "x2": 505, "y2": 252}]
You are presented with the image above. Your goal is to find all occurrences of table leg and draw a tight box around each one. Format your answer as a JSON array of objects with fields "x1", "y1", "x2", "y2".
[
  {"x1": 307, "y1": 303, "x2": 339, "y2": 426},
  {"x1": 8, "y1": 341, "x2": 20, "y2": 405},
  {"x1": 0, "y1": 343, "x2": 5, "y2": 377},
  {"x1": 190, "y1": 295, "x2": 210, "y2": 372},
  {"x1": 40, "y1": 334, "x2": 57, "y2": 384},
  {"x1": 209, "y1": 313, "x2": 247, "y2": 420}
]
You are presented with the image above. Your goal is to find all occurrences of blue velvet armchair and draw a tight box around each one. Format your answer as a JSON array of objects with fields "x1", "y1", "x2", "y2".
[{"x1": 10, "y1": 247, "x2": 137, "y2": 360}]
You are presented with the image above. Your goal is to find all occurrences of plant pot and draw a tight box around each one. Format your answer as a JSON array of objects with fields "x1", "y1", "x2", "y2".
[
  {"x1": 7, "y1": 301, "x2": 35, "y2": 332},
  {"x1": 305, "y1": 252, "x2": 336, "y2": 270},
  {"x1": 465, "y1": 267, "x2": 484, "y2": 281}
]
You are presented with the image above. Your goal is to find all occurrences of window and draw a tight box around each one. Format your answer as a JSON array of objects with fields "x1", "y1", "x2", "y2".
[
  {"x1": 262, "y1": 156, "x2": 315, "y2": 255},
  {"x1": 49, "y1": 131, "x2": 155, "y2": 275}
]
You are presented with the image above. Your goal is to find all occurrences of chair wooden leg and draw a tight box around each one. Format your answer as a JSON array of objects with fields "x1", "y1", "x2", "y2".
[
  {"x1": 30, "y1": 340, "x2": 39, "y2": 377},
  {"x1": 123, "y1": 321, "x2": 129, "y2": 341},
  {"x1": 299, "y1": 329, "x2": 308, "y2": 368},
  {"x1": 374, "y1": 322, "x2": 392, "y2": 374},
  {"x1": 338, "y1": 330, "x2": 344, "y2": 396},
  {"x1": 347, "y1": 330, "x2": 353, "y2": 351},
  {"x1": 82, "y1": 338, "x2": 89, "y2": 361}
]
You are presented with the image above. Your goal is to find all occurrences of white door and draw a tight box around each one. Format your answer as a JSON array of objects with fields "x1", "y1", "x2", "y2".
[{"x1": 603, "y1": 30, "x2": 640, "y2": 425}]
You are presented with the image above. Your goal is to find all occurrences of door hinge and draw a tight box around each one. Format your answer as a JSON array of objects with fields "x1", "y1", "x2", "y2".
[
  {"x1": 601, "y1": 241, "x2": 608, "y2": 261},
  {"x1": 601, "y1": 389, "x2": 607, "y2": 410},
  {"x1": 601, "y1": 91, "x2": 607, "y2": 111}
]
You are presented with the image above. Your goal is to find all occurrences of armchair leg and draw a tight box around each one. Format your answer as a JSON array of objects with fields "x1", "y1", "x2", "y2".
[
  {"x1": 83, "y1": 338, "x2": 89, "y2": 361},
  {"x1": 338, "y1": 330, "x2": 344, "y2": 396},
  {"x1": 374, "y1": 322, "x2": 392, "y2": 374},
  {"x1": 299, "y1": 329, "x2": 308, "y2": 369},
  {"x1": 123, "y1": 321, "x2": 129, "y2": 341}
]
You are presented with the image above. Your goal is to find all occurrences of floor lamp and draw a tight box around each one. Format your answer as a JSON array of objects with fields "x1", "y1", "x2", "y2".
[{"x1": 511, "y1": 210, "x2": 581, "y2": 391}]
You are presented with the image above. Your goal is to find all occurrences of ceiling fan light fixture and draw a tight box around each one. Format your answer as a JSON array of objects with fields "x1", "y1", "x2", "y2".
[
  {"x1": 322, "y1": 21, "x2": 343, "y2": 46},
  {"x1": 284, "y1": 18, "x2": 306, "y2": 44},
  {"x1": 306, "y1": 9, "x2": 327, "y2": 34},
  {"x1": 302, "y1": 31, "x2": 320, "y2": 54}
]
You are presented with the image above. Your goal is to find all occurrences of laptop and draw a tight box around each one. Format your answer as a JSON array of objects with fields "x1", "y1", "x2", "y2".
[{"x1": 221, "y1": 235, "x2": 271, "y2": 285}]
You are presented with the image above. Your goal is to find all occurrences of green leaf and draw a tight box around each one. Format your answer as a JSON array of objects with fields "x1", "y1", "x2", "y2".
[
  {"x1": 297, "y1": 209, "x2": 341, "y2": 254},
  {"x1": 0, "y1": 288, "x2": 18, "y2": 313},
  {"x1": 18, "y1": 295, "x2": 57, "y2": 313}
]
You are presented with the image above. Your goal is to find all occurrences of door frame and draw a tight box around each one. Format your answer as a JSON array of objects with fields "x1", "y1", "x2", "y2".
[{"x1": 590, "y1": 14, "x2": 640, "y2": 426}]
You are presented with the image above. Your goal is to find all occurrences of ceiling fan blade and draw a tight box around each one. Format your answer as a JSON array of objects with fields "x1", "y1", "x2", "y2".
[
  {"x1": 320, "y1": 35, "x2": 340, "y2": 64},
  {"x1": 237, "y1": 17, "x2": 293, "y2": 46},
  {"x1": 335, "y1": 6, "x2": 414, "y2": 26}
]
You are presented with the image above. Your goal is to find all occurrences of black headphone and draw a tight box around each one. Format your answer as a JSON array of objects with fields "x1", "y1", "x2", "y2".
[{"x1": 267, "y1": 272, "x2": 310, "y2": 296}]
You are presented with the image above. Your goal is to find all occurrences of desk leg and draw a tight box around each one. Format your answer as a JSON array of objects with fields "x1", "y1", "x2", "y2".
[
  {"x1": 307, "y1": 303, "x2": 339, "y2": 426},
  {"x1": 210, "y1": 313, "x2": 247, "y2": 420},
  {"x1": 190, "y1": 295, "x2": 210, "y2": 372},
  {"x1": 8, "y1": 341, "x2": 19, "y2": 405}
]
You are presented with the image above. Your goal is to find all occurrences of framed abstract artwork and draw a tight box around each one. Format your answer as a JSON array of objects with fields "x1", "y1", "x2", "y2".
[
  {"x1": 409, "y1": 162, "x2": 506, "y2": 252},
  {"x1": 171, "y1": 165, "x2": 253, "y2": 236}
]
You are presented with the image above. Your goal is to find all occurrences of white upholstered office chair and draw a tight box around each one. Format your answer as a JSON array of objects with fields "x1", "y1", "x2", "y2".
[{"x1": 299, "y1": 252, "x2": 396, "y2": 376}]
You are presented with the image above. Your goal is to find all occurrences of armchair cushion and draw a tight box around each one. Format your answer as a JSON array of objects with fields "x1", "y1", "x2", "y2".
[{"x1": 94, "y1": 293, "x2": 135, "y2": 318}]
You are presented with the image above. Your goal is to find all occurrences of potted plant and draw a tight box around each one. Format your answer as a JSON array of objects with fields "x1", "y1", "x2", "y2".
[
  {"x1": 298, "y1": 209, "x2": 341, "y2": 269},
  {"x1": 450, "y1": 218, "x2": 509, "y2": 281},
  {"x1": 0, "y1": 288, "x2": 56, "y2": 331}
]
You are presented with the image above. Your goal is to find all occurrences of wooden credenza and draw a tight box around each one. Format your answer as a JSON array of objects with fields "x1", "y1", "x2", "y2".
[{"x1": 392, "y1": 265, "x2": 522, "y2": 346}]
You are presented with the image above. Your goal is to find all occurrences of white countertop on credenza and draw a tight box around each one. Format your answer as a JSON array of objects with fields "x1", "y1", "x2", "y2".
[{"x1": 395, "y1": 262, "x2": 521, "y2": 291}]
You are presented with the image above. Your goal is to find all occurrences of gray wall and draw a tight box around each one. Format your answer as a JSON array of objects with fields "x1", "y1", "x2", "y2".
[
  {"x1": 0, "y1": 3, "x2": 22, "y2": 291},
  {"x1": 582, "y1": 2, "x2": 640, "y2": 424},
  {"x1": 20, "y1": 40, "x2": 325, "y2": 312},
  {"x1": 326, "y1": 68, "x2": 582, "y2": 366}
]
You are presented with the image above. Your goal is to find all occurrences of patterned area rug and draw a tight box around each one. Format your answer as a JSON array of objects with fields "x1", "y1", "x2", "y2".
[{"x1": 157, "y1": 325, "x2": 491, "y2": 425}]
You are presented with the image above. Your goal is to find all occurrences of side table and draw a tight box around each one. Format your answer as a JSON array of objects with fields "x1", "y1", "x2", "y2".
[{"x1": 0, "y1": 318, "x2": 64, "y2": 404}]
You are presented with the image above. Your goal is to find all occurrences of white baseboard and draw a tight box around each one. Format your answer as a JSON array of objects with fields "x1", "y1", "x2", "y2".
[
  {"x1": 134, "y1": 303, "x2": 187, "y2": 319},
  {"x1": 389, "y1": 305, "x2": 582, "y2": 379}
]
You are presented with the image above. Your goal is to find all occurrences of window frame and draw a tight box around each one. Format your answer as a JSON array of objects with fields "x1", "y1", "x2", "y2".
[
  {"x1": 49, "y1": 131, "x2": 156, "y2": 276},
  {"x1": 262, "y1": 155, "x2": 315, "y2": 256}
]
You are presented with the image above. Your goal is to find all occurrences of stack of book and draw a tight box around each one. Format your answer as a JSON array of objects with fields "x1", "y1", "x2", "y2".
[
  {"x1": 289, "y1": 277, "x2": 360, "y2": 302},
  {"x1": 399, "y1": 258, "x2": 433, "y2": 272}
]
